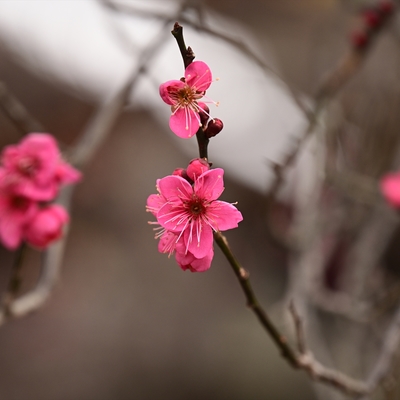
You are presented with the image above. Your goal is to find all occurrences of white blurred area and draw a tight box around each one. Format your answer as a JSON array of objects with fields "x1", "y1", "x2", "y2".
[{"x1": 0, "y1": 0, "x2": 308, "y2": 193}]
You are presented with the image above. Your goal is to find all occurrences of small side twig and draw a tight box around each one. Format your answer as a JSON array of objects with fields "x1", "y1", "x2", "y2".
[
  {"x1": 171, "y1": 22, "x2": 195, "y2": 69},
  {"x1": 0, "y1": 81, "x2": 44, "y2": 135}
]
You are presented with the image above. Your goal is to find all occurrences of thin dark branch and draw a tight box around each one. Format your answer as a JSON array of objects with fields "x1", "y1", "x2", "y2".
[
  {"x1": 214, "y1": 231, "x2": 299, "y2": 367},
  {"x1": 196, "y1": 127, "x2": 209, "y2": 159}
]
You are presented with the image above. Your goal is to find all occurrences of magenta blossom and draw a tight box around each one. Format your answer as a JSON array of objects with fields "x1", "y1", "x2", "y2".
[
  {"x1": 24, "y1": 204, "x2": 69, "y2": 249},
  {"x1": 1, "y1": 133, "x2": 81, "y2": 201},
  {"x1": 159, "y1": 61, "x2": 213, "y2": 138},
  {"x1": 149, "y1": 168, "x2": 243, "y2": 260},
  {"x1": 380, "y1": 171, "x2": 400, "y2": 207}
]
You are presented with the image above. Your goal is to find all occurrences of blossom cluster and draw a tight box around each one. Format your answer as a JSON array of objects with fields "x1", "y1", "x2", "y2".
[
  {"x1": 147, "y1": 159, "x2": 243, "y2": 272},
  {"x1": 0, "y1": 133, "x2": 81, "y2": 250}
]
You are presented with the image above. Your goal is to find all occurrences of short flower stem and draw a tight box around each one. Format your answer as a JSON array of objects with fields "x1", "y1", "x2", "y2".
[
  {"x1": 196, "y1": 128, "x2": 209, "y2": 159},
  {"x1": 213, "y1": 231, "x2": 299, "y2": 367}
]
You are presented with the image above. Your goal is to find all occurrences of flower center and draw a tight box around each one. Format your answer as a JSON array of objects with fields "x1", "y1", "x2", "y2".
[
  {"x1": 188, "y1": 198, "x2": 205, "y2": 218},
  {"x1": 169, "y1": 85, "x2": 203, "y2": 109},
  {"x1": 18, "y1": 157, "x2": 40, "y2": 177}
]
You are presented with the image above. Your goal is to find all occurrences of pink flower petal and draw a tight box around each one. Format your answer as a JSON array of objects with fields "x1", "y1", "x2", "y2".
[
  {"x1": 189, "y1": 247, "x2": 214, "y2": 272},
  {"x1": 207, "y1": 201, "x2": 243, "y2": 231},
  {"x1": 158, "y1": 175, "x2": 192, "y2": 203},
  {"x1": 175, "y1": 246, "x2": 213, "y2": 272},
  {"x1": 185, "y1": 61, "x2": 212, "y2": 92},
  {"x1": 185, "y1": 222, "x2": 213, "y2": 259},
  {"x1": 159, "y1": 80, "x2": 185, "y2": 105},
  {"x1": 56, "y1": 162, "x2": 82, "y2": 185},
  {"x1": 13, "y1": 181, "x2": 58, "y2": 201},
  {"x1": 146, "y1": 194, "x2": 166, "y2": 216},
  {"x1": 169, "y1": 108, "x2": 201, "y2": 138},
  {"x1": 0, "y1": 214, "x2": 23, "y2": 250},
  {"x1": 194, "y1": 168, "x2": 224, "y2": 200}
]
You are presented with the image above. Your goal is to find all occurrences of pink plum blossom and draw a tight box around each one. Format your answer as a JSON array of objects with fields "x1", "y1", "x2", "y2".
[
  {"x1": 24, "y1": 204, "x2": 69, "y2": 249},
  {"x1": 380, "y1": 172, "x2": 400, "y2": 207},
  {"x1": 1, "y1": 133, "x2": 81, "y2": 201},
  {"x1": 159, "y1": 61, "x2": 213, "y2": 138},
  {"x1": 147, "y1": 168, "x2": 242, "y2": 270}
]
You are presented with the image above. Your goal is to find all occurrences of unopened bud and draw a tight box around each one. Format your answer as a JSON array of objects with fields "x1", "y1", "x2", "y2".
[
  {"x1": 204, "y1": 118, "x2": 224, "y2": 138},
  {"x1": 363, "y1": 10, "x2": 381, "y2": 28},
  {"x1": 186, "y1": 158, "x2": 210, "y2": 181},
  {"x1": 350, "y1": 31, "x2": 368, "y2": 49},
  {"x1": 198, "y1": 102, "x2": 210, "y2": 127},
  {"x1": 378, "y1": 0, "x2": 395, "y2": 15},
  {"x1": 172, "y1": 168, "x2": 190, "y2": 182}
]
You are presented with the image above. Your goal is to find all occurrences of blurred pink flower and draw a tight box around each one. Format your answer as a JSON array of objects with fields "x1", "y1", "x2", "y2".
[
  {"x1": 24, "y1": 204, "x2": 69, "y2": 249},
  {"x1": 153, "y1": 168, "x2": 242, "y2": 259},
  {"x1": 380, "y1": 172, "x2": 400, "y2": 207},
  {"x1": 159, "y1": 61, "x2": 212, "y2": 138},
  {"x1": 1, "y1": 133, "x2": 81, "y2": 201}
]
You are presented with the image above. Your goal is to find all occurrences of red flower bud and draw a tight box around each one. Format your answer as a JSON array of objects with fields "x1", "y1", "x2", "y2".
[
  {"x1": 378, "y1": 0, "x2": 395, "y2": 15},
  {"x1": 363, "y1": 9, "x2": 381, "y2": 28},
  {"x1": 186, "y1": 158, "x2": 210, "y2": 181},
  {"x1": 172, "y1": 168, "x2": 190, "y2": 182},
  {"x1": 204, "y1": 118, "x2": 224, "y2": 138},
  {"x1": 350, "y1": 31, "x2": 368, "y2": 49}
]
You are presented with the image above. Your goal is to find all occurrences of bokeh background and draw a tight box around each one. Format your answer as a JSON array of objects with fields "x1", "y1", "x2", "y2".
[{"x1": 0, "y1": 1, "x2": 395, "y2": 399}]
